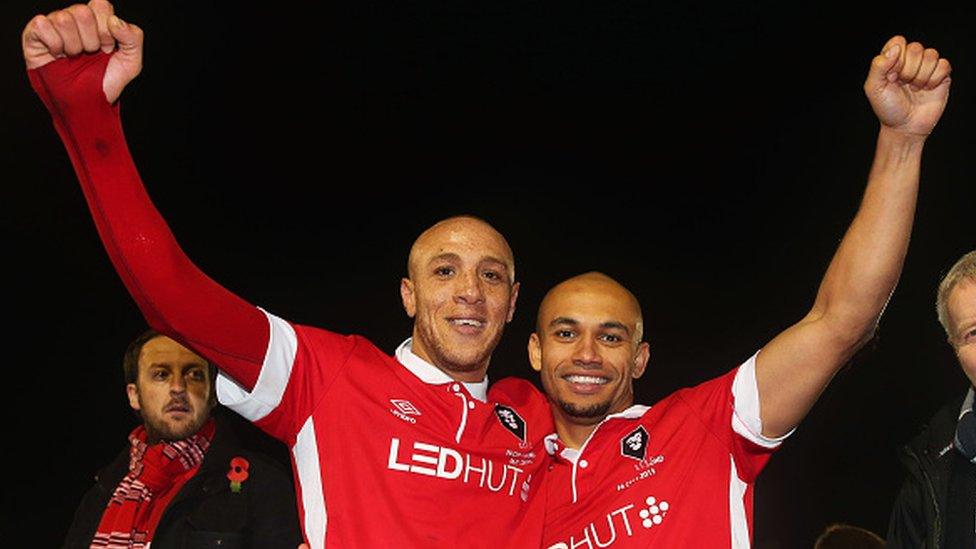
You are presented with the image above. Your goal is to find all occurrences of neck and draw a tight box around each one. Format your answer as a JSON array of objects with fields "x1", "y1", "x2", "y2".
[
  {"x1": 552, "y1": 399, "x2": 638, "y2": 449},
  {"x1": 442, "y1": 366, "x2": 488, "y2": 383},
  {"x1": 409, "y1": 339, "x2": 489, "y2": 383},
  {"x1": 552, "y1": 410, "x2": 602, "y2": 450}
]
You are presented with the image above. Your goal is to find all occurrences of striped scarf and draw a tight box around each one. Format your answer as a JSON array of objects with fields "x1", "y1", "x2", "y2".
[{"x1": 91, "y1": 419, "x2": 214, "y2": 548}]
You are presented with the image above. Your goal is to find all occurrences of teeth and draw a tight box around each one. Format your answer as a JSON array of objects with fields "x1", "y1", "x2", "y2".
[
  {"x1": 565, "y1": 375, "x2": 608, "y2": 385},
  {"x1": 452, "y1": 319, "x2": 484, "y2": 327}
]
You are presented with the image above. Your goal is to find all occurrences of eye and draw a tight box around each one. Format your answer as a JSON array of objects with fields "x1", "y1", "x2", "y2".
[
  {"x1": 554, "y1": 329, "x2": 575, "y2": 339},
  {"x1": 482, "y1": 270, "x2": 500, "y2": 281},
  {"x1": 434, "y1": 266, "x2": 455, "y2": 277},
  {"x1": 964, "y1": 327, "x2": 976, "y2": 343},
  {"x1": 599, "y1": 334, "x2": 623, "y2": 343},
  {"x1": 186, "y1": 369, "x2": 206, "y2": 381},
  {"x1": 151, "y1": 369, "x2": 169, "y2": 381}
]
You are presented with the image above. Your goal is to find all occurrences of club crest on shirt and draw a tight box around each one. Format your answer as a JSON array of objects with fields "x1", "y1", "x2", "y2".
[
  {"x1": 620, "y1": 426, "x2": 649, "y2": 461},
  {"x1": 494, "y1": 405, "x2": 526, "y2": 443}
]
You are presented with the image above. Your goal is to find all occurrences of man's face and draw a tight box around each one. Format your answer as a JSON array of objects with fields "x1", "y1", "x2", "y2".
[
  {"x1": 947, "y1": 278, "x2": 976, "y2": 386},
  {"x1": 529, "y1": 274, "x2": 649, "y2": 426},
  {"x1": 126, "y1": 336, "x2": 213, "y2": 443},
  {"x1": 401, "y1": 218, "x2": 518, "y2": 380}
]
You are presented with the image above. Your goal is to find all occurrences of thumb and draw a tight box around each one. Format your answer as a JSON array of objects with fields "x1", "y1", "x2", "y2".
[
  {"x1": 108, "y1": 15, "x2": 142, "y2": 59},
  {"x1": 102, "y1": 15, "x2": 143, "y2": 103},
  {"x1": 869, "y1": 43, "x2": 901, "y2": 85},
  {"x1": 863, "y1": 43, "x2": 901, "y2": 99}
]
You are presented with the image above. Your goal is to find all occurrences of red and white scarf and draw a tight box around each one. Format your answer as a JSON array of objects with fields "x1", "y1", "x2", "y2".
[{"x1": 91, "y1": 420, "x2": 214, "y2": 548}]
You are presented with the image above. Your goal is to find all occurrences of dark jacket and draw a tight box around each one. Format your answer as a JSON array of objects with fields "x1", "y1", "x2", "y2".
[
  {"x1": 63, "y1": 411, "x2": 303, "y2": 548},
  {"x1": 886, "y1": 392, "x2": 968, "y2": 549}
]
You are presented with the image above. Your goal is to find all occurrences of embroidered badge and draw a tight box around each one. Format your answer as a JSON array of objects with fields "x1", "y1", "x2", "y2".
[
  {"x1": 494, "y1": 405, "x2": 527, "y2": 443},
  {"x1": 621, "y1": 426, "x2": 649, "y2": 461}
]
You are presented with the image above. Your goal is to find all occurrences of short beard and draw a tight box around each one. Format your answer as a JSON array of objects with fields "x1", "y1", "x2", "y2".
[
  {"x1": 141, "y1": 408, "x2": 209, "y2": 443},
  {"x1": 556, "y1": 398, "x2": 613, "y2": 421}
]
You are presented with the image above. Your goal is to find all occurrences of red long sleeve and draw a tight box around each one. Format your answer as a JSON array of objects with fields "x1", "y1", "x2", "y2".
[{"x1": 29, "y1": 52, "x2": 267, "y2": 390}]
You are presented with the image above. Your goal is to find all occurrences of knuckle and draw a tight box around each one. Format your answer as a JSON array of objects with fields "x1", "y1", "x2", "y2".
[
  {"x1": 49, "y1": 11, "x2": 71, "y2": 25},
  {"x1": 28, "y1": 14, "x2": 48, "y2": 31},
  {"x1": 70, "y1": 6, "x2": 95, "y2": 24}
]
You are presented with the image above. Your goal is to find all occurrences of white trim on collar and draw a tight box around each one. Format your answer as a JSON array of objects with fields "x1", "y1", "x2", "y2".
[
  {"x1": 543, "y1": 404, "x2": 651, "y2": 455},
  {"x1": 394, "y1": 338, "x2": 488, "y2": 402}
]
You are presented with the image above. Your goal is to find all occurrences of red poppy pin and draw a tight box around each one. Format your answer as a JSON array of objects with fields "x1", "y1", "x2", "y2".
[{"x1": 227, "y1": 457, "x2": 250, "y2": 493}]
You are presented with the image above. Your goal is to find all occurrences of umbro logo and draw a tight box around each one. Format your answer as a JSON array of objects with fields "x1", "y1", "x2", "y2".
[
  {"x1": 390, "y1": 399, "x2": 421, "y2": 424},
  {"x1": 621, "y1": 426, "x2": 649, "y2": 461},
  {"x1": 494, "y1": 405, "x2": 526, "y2": 443},
  {"x1": 390, "y1": 399, "x2": 421, "y2": 416}
]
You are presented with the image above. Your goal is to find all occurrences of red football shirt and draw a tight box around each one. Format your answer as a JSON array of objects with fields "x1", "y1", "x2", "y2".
[
  {"x1": 27, "y1": 54, "x2": 552, "y2": 549},
  {"x1": 541, "y1": 354, "x2": 785, "y2": 548},
  {"x1": 216, "y1": 314, "x2": 553, "y2": 548}
]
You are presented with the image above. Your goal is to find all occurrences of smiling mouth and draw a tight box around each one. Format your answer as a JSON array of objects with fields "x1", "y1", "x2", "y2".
[
  {"x1": 448, "y1": 317, "x2": 486, "y2": 330},
  {"x1": 563, "y1": 375, "x2": 609, "y2": 386}
]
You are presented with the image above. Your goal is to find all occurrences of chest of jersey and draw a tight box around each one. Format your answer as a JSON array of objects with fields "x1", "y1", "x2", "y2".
[
  {"x1": 543, "y1": 398, "x2": 752, "y2": 548},
  {"x1": 277, "y1": 336, "x2": 550, "y2": 548}
]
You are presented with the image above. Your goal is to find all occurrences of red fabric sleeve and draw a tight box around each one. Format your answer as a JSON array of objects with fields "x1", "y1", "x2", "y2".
[
  {"x1": 28, "y1": 52, "x2": 266, "y2": 390},
  {"x1": 673, "y1": 369, "x2": 775, "y2": 483}
]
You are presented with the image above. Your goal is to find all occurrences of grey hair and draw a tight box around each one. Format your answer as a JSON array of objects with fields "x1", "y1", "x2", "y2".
[{"x1": 936, "y1": 250, "x2": 976, "y2": 341}]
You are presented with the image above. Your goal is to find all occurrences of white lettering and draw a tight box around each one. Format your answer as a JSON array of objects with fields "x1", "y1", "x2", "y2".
[
  {"x1": 465, "y1": 454, "x2": 488, "y2": 487},
  {"x1": 437, "y1": 447, "x2": 463, "y2": 479},
  {"x1": 609, "y1": 504, "x2": 635, "y2": 537},
  {"x1": 570, "y1": 528, "x2": 593, "y2": 549},
  {"x1": 507, "y1": 466, "x2": 524, "y2": 496},
  {"x1": 590, "y1": 512, "x2": 619, "y2": 547},
  {"x1": 387, "y1": 438, "x2": 527, "y2": 498},
  {"x1": 553, "y1": 503, "x2": 637, "y2": 549},
  {"x1": 409, "y1": 442, "x2": 439, "y2": 476},
  {"x1": 486, "y1": 460, "x2": 506, "y2": 492},
  {"x1": 387, "y1": 438, "x2": 410, "y2": 472},
  {"x1": 391, "y1": 409, "x2": 417, "y2": 423}
]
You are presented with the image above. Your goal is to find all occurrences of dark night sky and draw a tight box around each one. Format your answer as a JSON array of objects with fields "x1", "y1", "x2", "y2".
[{"x1": 3, "y1": 1, "x2": 975, "y2": 546}]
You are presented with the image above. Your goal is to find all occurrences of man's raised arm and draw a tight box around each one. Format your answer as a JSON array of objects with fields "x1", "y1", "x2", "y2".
[
  {"x1": 24, "y1": 0, "x2": 269, "y2": 390},
  {"x1": 755, "y1": 35, "x2": 951, "y2": 438}
]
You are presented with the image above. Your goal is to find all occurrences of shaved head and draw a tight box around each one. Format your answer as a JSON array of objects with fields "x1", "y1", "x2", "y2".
[
  {"x1": 536, "y1": 272, "x2": 644, "y2": 342},
  {"x1": 400, "y1": 215, "x2": 519, "y2": 381},
  {"x1": 529, "y1": 271, "x2": 650, "y2": 445},
  {"x1": 408, "y1": 216, "x2": 515, "y2": 281}
]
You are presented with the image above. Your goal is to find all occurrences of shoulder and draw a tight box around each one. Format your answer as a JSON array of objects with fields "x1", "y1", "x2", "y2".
[
  {"x1": 489, "y1": 376, "x2": 553, "y2": 433},
  {"x1": 909, "y1": 390, "x2": 968, "y2": 452},
  {"x1": 490, "y1": 376, "x2": 545, "y2": 404}
]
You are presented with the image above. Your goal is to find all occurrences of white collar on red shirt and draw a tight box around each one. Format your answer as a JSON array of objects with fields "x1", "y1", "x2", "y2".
[
  {"x1": 543, "y1": 404, "x2": 651, "y2": 461},
  {"x1": 395, "y1": 338, "x2": 488, "y2": 402}
]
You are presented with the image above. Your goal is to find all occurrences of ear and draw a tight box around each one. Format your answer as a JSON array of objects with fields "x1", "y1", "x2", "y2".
[
  {"x1": 506, "y1": 282, "x2": 520, "y2": 323},
  {"x1": 126, "y1": 383, "x2": 141, "y2": 411},
  {"x1": 400, "y1": 278, "x2": 416, "y2": 318},
  {"x1": 528, "y1": 332, "x2": 543, "y2": 372},
  {"x1": 631, "y1": 342, "x2": 650, "y2": 379}
]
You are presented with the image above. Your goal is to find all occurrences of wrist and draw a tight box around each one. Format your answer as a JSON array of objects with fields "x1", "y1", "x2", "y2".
[{"x1": 878, "y1": 125, "x2": 927, "y2": 150}]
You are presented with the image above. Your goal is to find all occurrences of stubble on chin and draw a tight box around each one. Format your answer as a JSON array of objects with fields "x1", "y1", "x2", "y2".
[
  {"x1": 556, "y1": 398, "x2": 613, "y2": 421},
  {"x1": 143, "y1": 411, "x2": 207, "y2": 443}
]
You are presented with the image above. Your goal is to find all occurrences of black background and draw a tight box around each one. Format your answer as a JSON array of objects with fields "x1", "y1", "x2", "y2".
[{"x1": 3, "y1": 1, "x2": 975, "y2": 547}]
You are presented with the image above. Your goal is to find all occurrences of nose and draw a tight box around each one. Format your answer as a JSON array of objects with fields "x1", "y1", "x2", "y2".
[
  {"x1": 454, "y1": 269, "x2": 485, "y2": 305},
  {"x1": 572, "y1": 336, "x2": 602, "y2": 367},
  {"x1": 169, "y1": 374, "x2": 187, "y2": 394}
]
